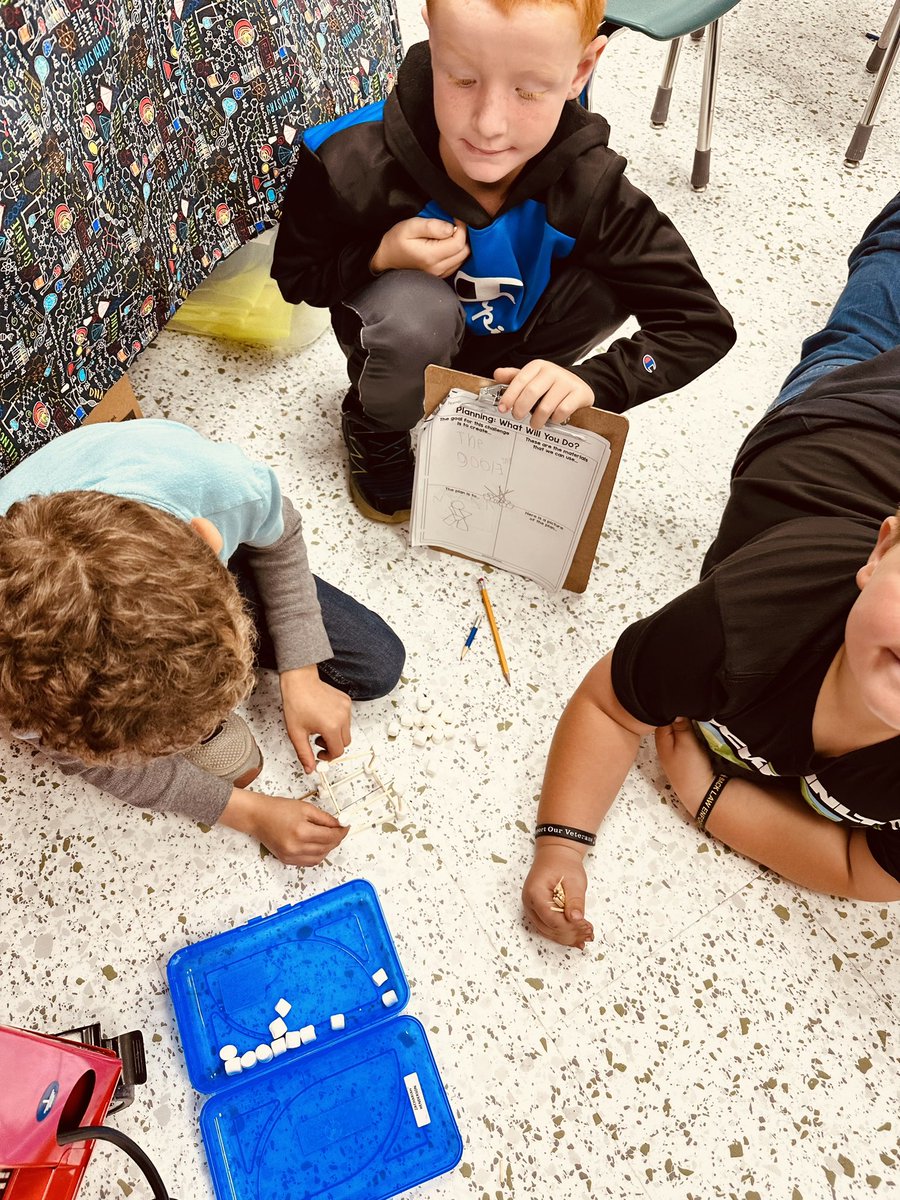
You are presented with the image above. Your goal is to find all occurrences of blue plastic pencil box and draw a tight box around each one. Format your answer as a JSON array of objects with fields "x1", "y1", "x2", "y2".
[{"x1": 166, "y1": 879, "x2": 463, "y2": 1200}]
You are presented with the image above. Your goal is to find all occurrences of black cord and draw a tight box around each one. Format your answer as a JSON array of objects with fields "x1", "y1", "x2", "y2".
[{"x1": 57, "y1": 1124, "x2": 177, "y2": 1200}]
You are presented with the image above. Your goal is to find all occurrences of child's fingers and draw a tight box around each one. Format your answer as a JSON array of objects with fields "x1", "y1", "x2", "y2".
[
  {"x1": 496, "y1": 361, "x2": 540, "y2": 414},
  {"x1": 513, "y1": 364, "x2": 586, "y2": 423},
  {"x1": 526, "y1": 906, "x2": 594, "y2": 947},
  {"x1": 435, "y1": 247, "x2": 470, "y2": 277},
  {"x1": 291, "y1": 734, "x2": 318, "y2": 774},
  {"x1": 300, "y1": 805, "x2": 350, "y2": 847},
  {"x1": 413, "y1": 217, "x2": 458, "y2": 241},
  {"x1": 527, "y1": 378, "x2": 571, "y2": 429},
  {"x1": 508, "y1": 373, "x2": 548, "y2": 420},
  {"x1": 522, "y1": 875, "x2": 595, "y2": 947},
  {"x1": 557, "y1": 879, "x2": 593, "y2": 942},
  {"x1": 301, "y1": 801, "x2": 344, "y2": 829},
  {"x1": 536, "y1": 381, "x2": 595, "y2": 429},
  {"x1": 309, "y1": 822, "x2": 350, "y2": 849},
  {"x1": 314, "y1": 724, "x2": 347, "y2": 763}
]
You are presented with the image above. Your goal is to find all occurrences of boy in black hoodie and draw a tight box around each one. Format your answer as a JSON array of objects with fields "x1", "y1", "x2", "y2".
[{"x1": 273, "y1": 0, "x2": 736, "y2": 522}]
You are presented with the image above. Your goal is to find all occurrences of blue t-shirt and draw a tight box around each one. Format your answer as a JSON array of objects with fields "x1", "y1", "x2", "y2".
[{"x1": 0, "y1": 419, "x2": 284, "y2": 560}]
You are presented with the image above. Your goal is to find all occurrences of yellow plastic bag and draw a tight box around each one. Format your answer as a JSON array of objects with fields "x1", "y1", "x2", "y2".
[{"x1": 169, "y1": 234, "x2": 330, "y2": 351}]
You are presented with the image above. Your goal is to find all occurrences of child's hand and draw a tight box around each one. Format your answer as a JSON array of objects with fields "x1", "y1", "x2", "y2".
[
  {"x1": 370, "y1": 217, "x2": 469, "y2": 278},
  {"x1": 280, "y1": 665, "x2": 352, "y2": 773},
  {"x1": 654, "y1": 718, "x2": 715, "y2": 820},
  {"x1": 221, "y1": 789, "x2": 348, "y2": 866},
  {"x1": 493, "y1": 361, "x2": 595, "y2": 430},
  {"x1": 522, "y1": 843, "x2": 594, "y2": 948}
]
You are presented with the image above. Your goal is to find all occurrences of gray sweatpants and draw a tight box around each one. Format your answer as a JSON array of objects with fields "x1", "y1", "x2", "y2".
[{"x1": 330, "y1": 268, "x2": 627, "y2": 431}]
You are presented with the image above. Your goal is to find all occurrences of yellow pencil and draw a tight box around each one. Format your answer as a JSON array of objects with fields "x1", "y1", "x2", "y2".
[{"x1": 477, "y1": 575, "x2": 511, "y2": 686}]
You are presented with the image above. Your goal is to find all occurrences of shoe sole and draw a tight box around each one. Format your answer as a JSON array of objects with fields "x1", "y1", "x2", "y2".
[
  {"x1": 233, "y1": 744, "x2": 263, "y2": 790},
  {"x1": 348, "y1": 472, "x2": 410, "y2": 524}
]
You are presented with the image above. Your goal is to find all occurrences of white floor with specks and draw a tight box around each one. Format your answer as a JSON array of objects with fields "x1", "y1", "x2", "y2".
[{"x1": 4, "y1": 2, "x2": 900, "y2": 1197}]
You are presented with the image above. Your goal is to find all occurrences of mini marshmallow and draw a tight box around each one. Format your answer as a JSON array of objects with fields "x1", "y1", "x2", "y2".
[
  {"x1": 330, "y1": 1013, "x2": 345, "y2": 1031},
  {"x1": 271, "y1": 1037, "x2": 287, "y2": 1057},
  {"x1": 372, "y1": 967, "x2": 388, "y2": 986},
  {"x1": 430, "y1": 728, "x2": 444, "y2": 745},
  {"x1": 381, "y1": 989, "x2": 399, "y2": 1007},
  {"x1": 316, "y1": 759, "x2": 330, "y2": 776},
  {"x1": 444, "y1": 728, "x2": 455, "y2": 741},
  {"x1": 219, "y1": 1044, "x2": 238, "y2": 1062},
  {"x1": 412, "y1": 730, "x2": 428, "y2": 748},
  {"x1": 285, "y1": 1030, "x2": 302, "y2": 1050},
  {"x1": 255, "y1": 1043, "x2": 274, "y2": 1063},
  {"x1": 440, "y1": 710, "x2": 454, "y2": 725},
  {"x1": 274, "y1": 998, "x2": 292, "y2": 1018},
  {"x1": 300, "y1": 1025, "x2": 317, "y2": 1044},
  {"x1": 387, "y1": 719, "x2": 401, "y2": 738},
  {"x1": 474, "y1": 732, "x2": 489, "y2": 749},
  {"x1": 224, "y1": 1057, "x2": 243, "y2": 1076},
  {"x1": 413, "y1": 715, "x2": 426, "y2": 729},
  {"x1": 269, "y1": 1016, "x2": 288, "y2": 1039},
  {"x1": 399, "y1": 713, "x2": 414, "y2": 728},
  {"x1": 240, "y1": 1050, "x2": 258, "y2": 1069},
  {"x1": 416, "y1": 695, "x2": 433, "y2": 712}
]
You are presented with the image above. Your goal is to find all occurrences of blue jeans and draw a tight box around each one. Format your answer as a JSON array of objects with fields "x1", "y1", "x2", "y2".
[
  {"x1": 231, "y1": 556, "x2": 405, "y2": 699},
  {"x1": 768, "y1": 189, "x2": 900, "y2": 411},
  {"x1": 312, "y1": 575, "x2": 405, "y2": 699}
]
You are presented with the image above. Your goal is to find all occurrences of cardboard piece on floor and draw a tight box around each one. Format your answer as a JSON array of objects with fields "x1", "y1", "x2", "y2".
[
  {"x1": 83, "y1": 375, "x2": 143, "y2": 425},
  {"x1": 419, "y1": 364, "x2": 628, "y2": 593}
]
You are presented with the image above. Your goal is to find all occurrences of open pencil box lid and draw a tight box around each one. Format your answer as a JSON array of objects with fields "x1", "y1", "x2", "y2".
[{"x1": 167, "y1": 879, "x2": 462, "y2": 1200}]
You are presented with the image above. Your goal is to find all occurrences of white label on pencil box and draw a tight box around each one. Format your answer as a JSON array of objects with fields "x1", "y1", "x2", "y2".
[{"x1": 403, "y1": 1072, "x2": 431, "y2": 1128}]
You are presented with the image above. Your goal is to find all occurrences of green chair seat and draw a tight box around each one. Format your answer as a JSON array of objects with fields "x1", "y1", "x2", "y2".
[{"x1": 603, "y1": 0, "x2": 741, "y2": 44}]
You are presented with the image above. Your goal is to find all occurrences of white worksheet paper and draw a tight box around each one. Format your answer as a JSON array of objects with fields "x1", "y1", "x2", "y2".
[{"x1": 410, "y1": 389, "x2": 611, "y2": 591}]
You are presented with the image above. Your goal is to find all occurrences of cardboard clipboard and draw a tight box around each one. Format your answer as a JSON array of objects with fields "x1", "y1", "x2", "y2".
[
  {"x1": 421, "y1": 365, "x2": 628, "y2": 593},
  {"x1": 84, "y1": 374, "x2": 144, "y2": 425}
]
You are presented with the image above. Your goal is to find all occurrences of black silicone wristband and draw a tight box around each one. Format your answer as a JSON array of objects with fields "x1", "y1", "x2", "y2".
[
  {"x1": 534, "y1": 823, "x2": 597, "y2": 848},
  {"x1": 696, "y1": 773, "x2": 730, "y2": 832}
]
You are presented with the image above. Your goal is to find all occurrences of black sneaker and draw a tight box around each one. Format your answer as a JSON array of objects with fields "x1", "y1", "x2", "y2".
[{"x1": 340, "y1": 398, "x2": 414, "y2": 524}]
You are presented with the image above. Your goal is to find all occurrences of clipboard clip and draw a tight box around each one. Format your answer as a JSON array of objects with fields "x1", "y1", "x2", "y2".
[
  {"x1": 424, "y1": 381, "x2": 508, "y2": 423},
  {"x1": 477, "y1": 383, "x2": 508, "y2": 407}
]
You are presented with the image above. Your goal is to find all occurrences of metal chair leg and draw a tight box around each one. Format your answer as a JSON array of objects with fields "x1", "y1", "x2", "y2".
[
  {"x1": 692, "y1": 19, "x2": 723, "y2": 190},
  {"x1": 651, "y1": 37, "x2": 682, "y2": 126},
  {"x1": 846, "y1": 1, "x2": 900, "y2": 166},
  {"x1": 583, "y1": 24, "x2": 627, "y2": 112},
  {"x1": 866, "y1": 0, "x2": 900, "y2": 72}
]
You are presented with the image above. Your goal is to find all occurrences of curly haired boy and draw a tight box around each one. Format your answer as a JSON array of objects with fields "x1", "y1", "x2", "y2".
[{"x1": 0, "y1": 419, "x2": 404, "y2": 866}]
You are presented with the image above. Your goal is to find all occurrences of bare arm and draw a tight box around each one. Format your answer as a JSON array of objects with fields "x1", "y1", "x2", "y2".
[
  {"x1": 656, "y1": 720, "x2": 900, "y2": 902},
  {"x1": 522, "y1": 651, "x2": 655, "y2": 946}
]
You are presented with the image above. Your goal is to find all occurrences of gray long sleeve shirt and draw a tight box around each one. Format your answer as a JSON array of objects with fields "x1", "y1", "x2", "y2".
[{"x1": 1, "y1": 420, "x2": 332, "y2": 823}]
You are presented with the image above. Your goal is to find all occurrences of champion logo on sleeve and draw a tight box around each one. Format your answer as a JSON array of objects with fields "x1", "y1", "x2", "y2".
[{"x1": 642, "y1": 354, "x2": 657, "y2": 373}]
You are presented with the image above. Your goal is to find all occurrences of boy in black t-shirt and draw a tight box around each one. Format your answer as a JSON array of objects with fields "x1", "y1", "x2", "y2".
[{"x1": 523, "y1": 190, "x2": 900, "y2": 948}]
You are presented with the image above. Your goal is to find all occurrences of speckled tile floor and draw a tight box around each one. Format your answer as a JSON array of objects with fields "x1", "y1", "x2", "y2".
[{"x1": 4, "y1": 2, "x2": 900, "y2": 1198}]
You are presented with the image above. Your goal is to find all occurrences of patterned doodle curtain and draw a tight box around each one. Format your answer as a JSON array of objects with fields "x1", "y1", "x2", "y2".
[{"x1": 0, "y1": 0, "x2": 402, "y2": 474}]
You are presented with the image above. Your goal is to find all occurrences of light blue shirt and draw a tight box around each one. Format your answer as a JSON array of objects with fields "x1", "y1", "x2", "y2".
[{"x1": 0, "y1": 419, "x2": 284, "y2": 559}]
